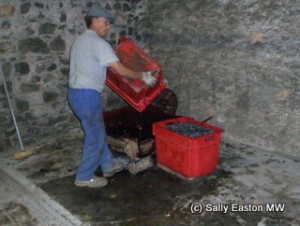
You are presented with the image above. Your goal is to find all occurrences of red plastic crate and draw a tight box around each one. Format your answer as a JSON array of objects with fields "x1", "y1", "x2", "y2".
[
  {"x1": 153, "y1": 117, "x2": 224, "y2": 179},
  {"x1": 106, "y1": 37, "x2": 166, "y2": 112}
]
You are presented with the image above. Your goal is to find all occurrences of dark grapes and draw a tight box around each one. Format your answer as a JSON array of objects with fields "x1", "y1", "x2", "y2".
[{"x1": 165, "y1": 122, "x2": 213, "y2": 138}]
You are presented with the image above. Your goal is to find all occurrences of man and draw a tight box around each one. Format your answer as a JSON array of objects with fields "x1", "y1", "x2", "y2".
[{"x1": 68, "y1": 4, "x2": 157, "y2": 188}]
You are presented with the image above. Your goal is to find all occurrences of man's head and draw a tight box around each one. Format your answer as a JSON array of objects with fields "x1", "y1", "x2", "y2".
[{"x1": 85, "y1": 4, "x2": 115, "y2": 37}]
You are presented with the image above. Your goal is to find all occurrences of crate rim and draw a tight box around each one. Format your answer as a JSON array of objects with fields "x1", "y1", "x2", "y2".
[{"x1": 153, "y1": 116, "x2": 225, "y2": 136}]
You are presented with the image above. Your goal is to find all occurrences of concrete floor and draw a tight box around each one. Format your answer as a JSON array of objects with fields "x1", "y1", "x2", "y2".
[{"x1": 0, "y1": 134, "x2": 299, "y2": 226}]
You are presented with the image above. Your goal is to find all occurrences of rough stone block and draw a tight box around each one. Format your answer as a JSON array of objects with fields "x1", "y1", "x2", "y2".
[
  {"x1": 15, "y1": 62, "x2": 30, "y2": 75},
  {"x1": 20, "y1": 3, "x2": 30, "y2": 14},
  {"x1": 0, "y1": 4, "x2": 15, "y2": 17},
  {"x1": 19, "y1": 38, "x2": 49, "y2": 54},
  {"x1": 43, "y1": 92, "x2": 58, "y2": 103},
  {"x1": 49, "y1": 36, "x2": 66, "y2": 52},
  {"x1": 16, "y1": 99, "x2": 29, "y2": 112},
  {"x1": 39, "y1": 23, "x2": 57, "y2": 35}
]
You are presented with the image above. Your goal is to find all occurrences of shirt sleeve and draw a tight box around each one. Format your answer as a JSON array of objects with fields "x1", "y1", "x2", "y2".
[{"x1": 97, "y1": 41, "x2": 119, "y2": 66}]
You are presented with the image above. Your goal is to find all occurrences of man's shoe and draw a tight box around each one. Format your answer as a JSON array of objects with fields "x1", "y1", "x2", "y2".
[
  {"x1": 103, "y1": 160, "x2": 125, "y2": 177},
  {"x1": 74, "y1": 176, "x2": 108, "y2": 188}
]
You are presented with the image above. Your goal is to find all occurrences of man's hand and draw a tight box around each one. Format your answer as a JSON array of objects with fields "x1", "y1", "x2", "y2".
[{"x1": 142, "y1": 71, "x2": 158, "y2": 87}]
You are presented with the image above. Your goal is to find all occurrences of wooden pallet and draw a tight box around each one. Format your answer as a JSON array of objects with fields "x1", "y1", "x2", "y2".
[{"x1": 157, "y1": 163, "x2": 198, "y2": 180}]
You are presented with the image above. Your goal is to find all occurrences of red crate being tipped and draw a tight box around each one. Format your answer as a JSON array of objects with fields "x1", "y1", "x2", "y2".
[
  {"x1": 153, "y1": 117, "x2": 224, "y2": 180},
  {"x1": 106, "y1": 37, "x2": 166, "y2": 112}
]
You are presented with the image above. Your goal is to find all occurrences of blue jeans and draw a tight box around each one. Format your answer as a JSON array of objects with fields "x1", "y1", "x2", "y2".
[{"x1": 68, "y1": 88, "x2": 114, "y2": 181}]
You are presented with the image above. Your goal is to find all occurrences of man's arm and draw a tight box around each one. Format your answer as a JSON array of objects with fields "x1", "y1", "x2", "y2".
[
  {"x1": 109, "y1": 61, "x2": 158, "y2": 87},
  {"x1": 109, "y1": 61, "x2": 142, "y2": 80}
]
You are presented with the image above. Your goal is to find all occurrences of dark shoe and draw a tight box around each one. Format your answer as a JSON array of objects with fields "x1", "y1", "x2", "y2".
[{"x1": 74, "y1": 177, "x2": 108, "y2": 188}]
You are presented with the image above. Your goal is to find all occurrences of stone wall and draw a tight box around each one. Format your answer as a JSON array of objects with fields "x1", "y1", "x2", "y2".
[
  {"x1": 1, "y1": 0, "x2": 299, "y2": 158},
  {"x1": 0, "y1": 0, "x2": 147, "y2": 150},
  {"x1": 144, "y1": 0, "x2": 300, "y2": 156}
]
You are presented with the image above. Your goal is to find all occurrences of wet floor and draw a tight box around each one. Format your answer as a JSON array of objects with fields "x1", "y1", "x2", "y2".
[
  {"x1": 1, "y1": 135, "x2": 299, "y2": 226},
  {"x1": 40, "y1": 169, "x2": 222, "y2": 225},
  {"x1": 40, "y1": 168, "x2": 292, "y2": 226}
]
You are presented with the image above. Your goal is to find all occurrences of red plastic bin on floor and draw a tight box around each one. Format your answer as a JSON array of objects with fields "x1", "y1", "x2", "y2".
[
  {"x1": 153, "y1": 117, "x2": 224, "y2": 179},
  {"x1": 106, "y1": 37, "x2": 166, "y2": 112}
]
